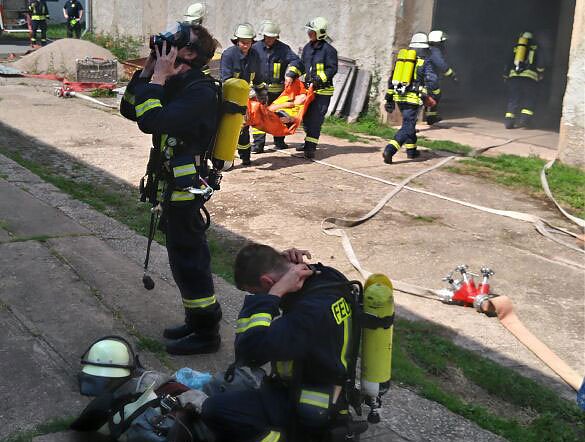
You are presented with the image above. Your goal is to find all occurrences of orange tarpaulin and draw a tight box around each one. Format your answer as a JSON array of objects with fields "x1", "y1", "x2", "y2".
[{"x1": 246, "y1": 79, "x2": 315, "y2": 137}]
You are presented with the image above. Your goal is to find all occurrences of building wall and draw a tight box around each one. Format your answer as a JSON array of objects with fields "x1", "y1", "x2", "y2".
[{"x1": 558, "y1": 0, "x2": 585, "y2": 168}]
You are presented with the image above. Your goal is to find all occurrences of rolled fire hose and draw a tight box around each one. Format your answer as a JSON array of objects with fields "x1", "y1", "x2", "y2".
[{"x1": 314, "y1": 154, "x2": 584, "y2": 392}]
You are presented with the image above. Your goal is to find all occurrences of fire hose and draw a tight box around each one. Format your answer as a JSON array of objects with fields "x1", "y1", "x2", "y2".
[{"x1": 54, "y1": 86, "x2": 118, "y2": 109}]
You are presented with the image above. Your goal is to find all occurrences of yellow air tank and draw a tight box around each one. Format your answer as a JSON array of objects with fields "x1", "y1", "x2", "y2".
[
  {"x1": 391, "y1": 49, "x2": 407, "y2": 86},
  {"x1": 400, "y1": 49, "x2": 417, "y2": 85},
  {"x1": 212, "y1": 78, "x2": 249, "y2": 171},
  {"x1": 360, "y1": 273, "x2": 394, "y2": 400},
  {"x1": 514, "y1": 37, "x2": 529, "y2": 69}
]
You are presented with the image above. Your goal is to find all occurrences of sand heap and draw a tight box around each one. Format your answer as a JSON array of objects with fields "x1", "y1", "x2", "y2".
[{"x1": 13, "y1": 38, "x2": 122, "y2": 79}]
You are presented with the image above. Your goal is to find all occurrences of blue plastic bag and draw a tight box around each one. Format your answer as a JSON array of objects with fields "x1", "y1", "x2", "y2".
[{"x1": 175, "y1": 367, "x2": 212, "y2": 390}]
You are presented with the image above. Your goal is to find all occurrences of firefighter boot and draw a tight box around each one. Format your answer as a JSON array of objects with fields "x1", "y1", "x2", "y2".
[
  {"x1": 274, "y1": 137, "x2": 288, "y2": 150},
  {"x1": 383, "y1": 142, "x2": 399, "y2": 164},
  {"x1": 163, "y1": 323, "x2": 193, "y2": 340},
  {"x1": 295, "y1": 144, "x2": 306, "y2": 152},
  {"x1": 304, "y1": 141, "x2": 317, "y2": 159},
  {"x1": 166, "y1": 327, "x2": 221, "y2": 355},
  {"x1": 239, "y1": 149, "x2": 252, "y2": 166},
  {"x1": 252, "y1": 143, "x2": 265, "y2": 154},
  {"x1": 504, "y1": 114, "x2": 515, "y2": 129},
  {"x1": 406, "y1": 147, "x2": 420, "y2": 159}
]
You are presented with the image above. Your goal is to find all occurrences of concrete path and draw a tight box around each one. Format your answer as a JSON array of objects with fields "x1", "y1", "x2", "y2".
[{"x1": 0, "y1": 155, "x2": 504, "y2": 442}]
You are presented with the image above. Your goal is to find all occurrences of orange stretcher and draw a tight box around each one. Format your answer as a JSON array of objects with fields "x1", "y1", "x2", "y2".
[{"x1": 246, "y1": 79, "x2": 315, "y2": 137}]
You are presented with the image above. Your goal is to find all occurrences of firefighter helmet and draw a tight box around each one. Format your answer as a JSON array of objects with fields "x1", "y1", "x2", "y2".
[
  {"x1": 184, "y1": 3, "x2": 207, "y2": 25},
  {"x1": 81, "y1": 336, "x2": 135, "y2": 378},
  {"x1": 305, "y1": 17, "x2": 328, "y2": 40},
  {"x1": 260, "y1": 20, "x2": 280, "y2": 38},
  {"x1": 428, "y1": 30, "x2": 448, "y2": 43},
  {"x1": 409, "y1": 32, "x2": 429, "y2": 49},
  {"x1": 521, "y1": 31, "x2": 533, "y2": 40},
  {"x1": 232, "y1": 23, "x2": 256, "y2": 41}
]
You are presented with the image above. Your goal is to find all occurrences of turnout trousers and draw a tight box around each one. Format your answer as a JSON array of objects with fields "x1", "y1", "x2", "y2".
[{"x1": 159, "y1": 198, "x2": 221, "y2": 335}]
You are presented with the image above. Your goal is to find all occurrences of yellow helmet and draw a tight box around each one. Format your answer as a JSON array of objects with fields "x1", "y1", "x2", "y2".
[
  {"x1": 305, "y1": 16, "x2": 328, "y2": 40},
  {"x1": 184, "y1": 3, "x2": 207, "y2": 25},
  {"x1": 260, "y1": 20, "x2": 280, "y2": 38}
]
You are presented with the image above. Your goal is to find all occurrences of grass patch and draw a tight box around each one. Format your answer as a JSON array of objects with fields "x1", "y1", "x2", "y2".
[
  {"x1": 4, "y1": 416, "x2": 74, "y2": 442},
  {"x1": 90, "y1": 88, "x2": 117, "y2": 98},
  {"x1": 83, "y1": 32, "x2": 142, "y2": 60},
  {"x1": 447, "y1": 155, "x2": 585, "y2": 218},
  {"x1": 322, "y1": 115, "x2": 472, "y2": 154},
  {"x1": 394, "y1": 318, "x2": 585, "y2": 441}
]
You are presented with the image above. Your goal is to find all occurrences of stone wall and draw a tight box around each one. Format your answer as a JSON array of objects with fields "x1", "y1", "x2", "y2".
[{"x1": 558, "y1": 0, "x2": 585, "y2": 168}]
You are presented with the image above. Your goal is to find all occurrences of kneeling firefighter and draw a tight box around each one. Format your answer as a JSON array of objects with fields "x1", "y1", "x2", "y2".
[
  {"x1": 383, "y1": 32, "x2": 438, "y2": 164},
  {"x1": 120, "y1": 22, "x2": 248, "y2": 355},
  {"x1": 200, "y1": 244, "x2": 395, "y2": 441}
]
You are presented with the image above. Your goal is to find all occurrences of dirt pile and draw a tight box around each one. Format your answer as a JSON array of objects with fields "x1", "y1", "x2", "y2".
[{"x1": 13, "y1": 38, "x2": 122, "y2": 79}]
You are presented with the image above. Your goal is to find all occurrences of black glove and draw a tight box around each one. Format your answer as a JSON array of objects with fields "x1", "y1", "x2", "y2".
[
  {"x1": 384, "y1": 100, "x2": 395, "y2": 113},
  {"x1": 311, "y1": 75, "x2": 324, "y2": 89}
]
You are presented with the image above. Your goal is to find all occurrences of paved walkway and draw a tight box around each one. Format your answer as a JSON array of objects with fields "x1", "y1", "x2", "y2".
[{"x1": 0, "y1": 154, "x2": 504, "y2": 442}]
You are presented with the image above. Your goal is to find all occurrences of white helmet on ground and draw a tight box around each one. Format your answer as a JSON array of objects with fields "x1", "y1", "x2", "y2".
[
  {"x1": 260, "y1": 20, "x2": 280, "y2": 38},
  {"x1": 428, "y1": 30, "x2": 448, "y2": 43},
  {"x1": 184, "y1": 3, "x2": 207, "y2": 25},
  {"x1": 232, "y1": 22, "x2": 256, "y2": 41},
  {"x1": 305, "y1": 16, "x2": 328, "y2": 40},
  {"x1": 409, "y1": 32, "x2": 429, "y2": 49}
]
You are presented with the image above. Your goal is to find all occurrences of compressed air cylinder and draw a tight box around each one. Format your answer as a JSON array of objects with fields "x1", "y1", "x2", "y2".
[
  {"x1": 212, "y1": 78, "x2": 249, "y2": 171},
  {"x1": 514, "y1": 37, "x2": 529, "y2": 67},
  {"x1": 391, "y1": 49, "x2": 407, "y2": 86},
  {"x1": 400, "y1": 50, "x2": 417, "y2": 85},
  {"x1": 360, "y1": 274, "x2": 394, "y2": 399}
]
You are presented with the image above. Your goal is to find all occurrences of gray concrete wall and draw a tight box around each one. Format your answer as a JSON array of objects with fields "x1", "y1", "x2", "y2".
[
  {"x1": 558, "y1": 0, "x2": 585, "y2": 168},
  {"x1": 92, "y1": 0, "x2": 403, "y2": 104}
]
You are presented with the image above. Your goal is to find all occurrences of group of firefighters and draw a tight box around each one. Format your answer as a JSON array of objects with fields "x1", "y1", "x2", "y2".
[{"x1": 26, "y1": 0, "x2": 83, "y2": 47}]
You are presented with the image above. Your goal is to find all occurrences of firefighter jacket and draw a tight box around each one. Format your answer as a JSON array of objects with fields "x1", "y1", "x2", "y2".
[
  {"x1": 120, "y1": 67, "x2": 219, "y2": 202},
  {"x1": 235, "y1": 265, "x2": 352, "y2": 390},
  {"x1": 505, "y1": 43, "x2": 544, "y2": 82},
  {"x1": 220, "y1": 45, "x2": 263, "y2": 85},
  {"x1": 29, "y1": 1, "x2": 49, "y2": 20},
  {"x1": 429, "y1": 46, "x2": 455, "y2": 79},
  {"x1": 301, "y1": 40, "x2": 338, "y2": 96},
  {"x1": 252, "y1": 39, "x2": 304, "y2": 94},
  {"x1": 386, "y1": 56, "x2": 438, "y2": 106},
  {"x1": 63, "y1": 0, "x2": 83, "y2": 19}
]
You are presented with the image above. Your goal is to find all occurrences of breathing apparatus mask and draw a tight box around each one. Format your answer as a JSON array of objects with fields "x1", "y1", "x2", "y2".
[{"x1": 149, "y1": 22, "x2": 200, "y2": 68}]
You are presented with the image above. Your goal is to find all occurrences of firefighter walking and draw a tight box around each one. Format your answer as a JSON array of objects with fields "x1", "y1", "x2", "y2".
[
  {"x1": 426, "y1": 30, "x2": 458, "y2": 125},
  {"x1": 251, "y1": 20, "x2": 303, "y2": 153},
  {"x1": 220, "y1": 23, "x2": 264, "y2": 166},
  {"x1": 28, "y1": 0, "x2": 49, "y2": 47},
  {"x1": 63, "y1": 0, "x2": 83, "y2": 39},
  {"x1": 383, "y1": 33, "x2": 438, "y2": 164},
  {"x1": 504, "y1": 32, "x2": 545, "y2": 129},
  {"x1": 297, "y1": 17, "x2": 338, "y2": 159}
]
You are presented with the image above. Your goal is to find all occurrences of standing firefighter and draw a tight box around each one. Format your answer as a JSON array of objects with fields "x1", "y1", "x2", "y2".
[
  {"x1": 251, "y1": 20, "x2": 303, "y2": 153},
  {"x1": 28, "y1": 0, "x2": 49, "y2": 47},
  {"x1": 63, "y1": 0, "x2": 83, "y2": 39},
  {"x1": 504, "y1": 32, "x2": 544, "y2": 129},
  {"x1": 297, "y1": 16, "x2": 337, "y2": 159},
  {"x1": 120, "y1": 23, "x2": 223, "y2": 355},
  {"x1": 221, "y1": 23, "x2": 263, "y2": 166},
  {"x1": 383, "y1": 32, "x2": 438, "y2": 164},
  {"x1": 426, "y1": 30, "x2": 457, "y2": 125}
]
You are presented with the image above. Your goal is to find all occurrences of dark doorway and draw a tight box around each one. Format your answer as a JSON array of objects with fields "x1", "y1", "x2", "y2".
[{"x1": 432, "y1": 0, "x2": 575, "y2": 130}]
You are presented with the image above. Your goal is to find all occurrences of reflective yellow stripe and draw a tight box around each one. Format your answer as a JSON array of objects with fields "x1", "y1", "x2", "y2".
[
  {"x1": 316, "y1": 85, "x2": 334, "y2": 96},
  {"x1": 276, "y1": 360, "x2": 294, "y2": 379},
  {"x1": 135, "y1": 98, "x2": 162, "y2": 117},
  {"x1": 261, "y1": 431, "x2": 281, "y2": 442},
  {"x1": 404, "y1": 143, "x2": 417, "y2": 149},
  {"x1": 273, "y1": 63, "x2": 281, "y2": 80},
  {"x1": 183, "y1": 295, "x2": 217, "y2": 309},
  {"x1": 299, "y1": 390, "x2": 330, "y2": 409},
  {"x1": 521, "y1": 108, "x2": 534, "y2": 116},
  {"x1": 171, "y1": 191, "x2": 195, "y2": 202},
  {"x1": 444, "y1": 68, "x2": 454, "y2": 77},
  {"x1": 305, "y1": 136, "x2": 319, "y2": 144},
  {"x1": 173, "y1": 163, "x2": 196, "y2": 178},
  {"x1": 236, "y1": 313, "x2": 272, "y2": 333},
  {"x1": 505, "y1": 112, "x2": 515, "y2": 118},
  {"x1": 509, "y1": 69, "x2": 539, "y2": 81},
  {"x1": 528, "y1": 48, "x2": 535, "y2": 65},
  {"x1": 252, "y1": 128, "x2": 266, "y2": 135},
  {"x1": 394, "y1": 92, "x2": 422, "y2": 105},
  {"x1": 413, "y1": 58, "x2": 424, "y2": 81},
  {"x1": 340, "y1": 314, "x2": 350, "y2": 370},
  {"x1": 432, "y1": 88, "x2": 441, "y2": 95},
  {"x1": 426, "y1": 111, "x2": 439, "y2": 116},
  {"x1": 31, "y1": 15, "x2": 47, "y2": 20},
  {"x1": 386, "y1": 89, "x2": 394, "y2": 94},
  {"x1": 268, "y1": 83, "x2": 284, "y2": 93},
  {"x1": 316, "y1": 63, "x2": 327, "y2": 82},
  {"x1": 123, "y1": 90, "x2": 135, "y2": 105},
  {"x1": 237, "y1": 143, "x2": 251, "y2": 150},
  {"x1": 288, "y1": 66, "x2": 302, "y2": 76},
  {"x1": 250, "y1": 72, "x2": 256, "y2": 83}
]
